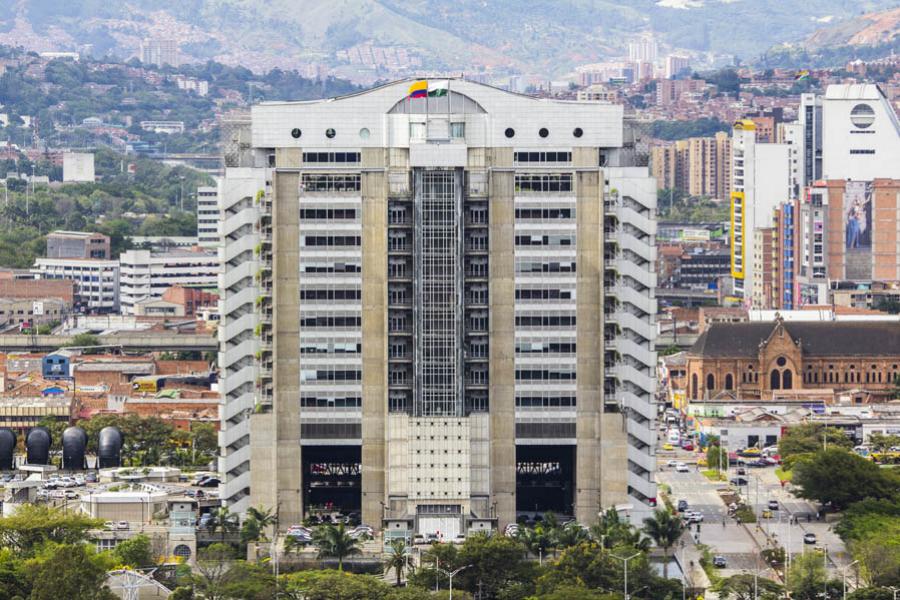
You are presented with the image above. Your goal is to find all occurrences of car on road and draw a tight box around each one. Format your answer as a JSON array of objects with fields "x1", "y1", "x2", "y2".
[
  {"x1": 662, "y1": 443, "x2": 674, "y2": 451},
  {"x1": 736, "y1": 467, "x2": 747, "y2": 475},
  {"x1": 804, "y1": 533, "x2": 817, "y2": 545},
  {"x1": 666, "y1": 460, "x2": 678, "y2": 468},
  {"x1": 730, "y1": 477, "x2": 749, "y2": 487},
  {"x1": 675, "y1": 462, "x2": 690, "y2": 473},
  {"x1": 767, "y1": 500, "x2": 779, "y2": 510},
  {"x1": 197, "y1": 477, "x2": 221, "y2": 487},
  {"x1": 116, "y1": 521, "x2": 129, "y2": 530},
  {"x1": 681, "y1": 441, "x2": 694, "y2": 451},
  {"x1": 85, "y1": 472, "x2": 98, "y2": 483},
  {"x1": 712, "y1": 555, "x2": 727, "y2": 568},
  {"x1": 685, "y1": 511, "x2": 703, "y2": 523},
  {"x1": 677, "y1": 499, "x2": 689, "y2": 512}
]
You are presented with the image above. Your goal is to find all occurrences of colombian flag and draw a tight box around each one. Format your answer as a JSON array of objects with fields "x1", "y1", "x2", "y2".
[
  {"x1": 408, "y1": 80, "x2": 427, "y2": 98},
  {"x1": 795, "y1": 69, "x2": 810, "y2": 81}
]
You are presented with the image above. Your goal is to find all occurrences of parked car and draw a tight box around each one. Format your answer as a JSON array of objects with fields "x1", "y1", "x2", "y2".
[
  {"x1": 713, "y1": 555, "x2": 727, "y2": 568},
  {"x1": 767, "y1": 500, "x2": 779, "y2": 510},
  {"x1": 675, "y1": 463, "x2": 690, "y2": 473},
  {"x1": 666, "y1": 460, "x2": 678, "y2": 468},
  {"x1": 104, "y1": 521, "x2": 114, "y2": 530},
  {"x1": 685, "y1": 511, "x2": 703, "y2": 523},
  {"x1": 85, "y1": 472, "x2": 98, "y2": 483},
  {"x1": 804, "y1": 533, "x2": 817, "y2": 545},
  {"x1": 677, "y1": 499, "x2": 689, "y2": 512},
  {"x1": 736, "y1": 467, "x2": 747, "y2": 476},
  {"x1": 730, "y1": 477, "x2": 749, "y2": 487},
  {"x1": 681, "y1": 442, "x2": 694, "y2": 451},
  {"x1": 116, "y1": 521, "x2": 129, "y2": 530},
  {"x1": 197, "y1": 477, "x2": 221, "y2": 488}
]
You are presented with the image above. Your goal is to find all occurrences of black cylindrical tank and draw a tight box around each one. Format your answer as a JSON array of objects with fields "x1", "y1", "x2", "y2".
[
  {"x1": 98, "y1": 426, "x2": 123, "y2": 468},
  {"x1": 0, "y1": 428, "x2": 16, "y2": 470},
  {"x1": 25, "y1": 426, "x2": 51, "y2": 465},
  {"x1": 62, "y1": 426, "x2": 88, "y2": 470}
]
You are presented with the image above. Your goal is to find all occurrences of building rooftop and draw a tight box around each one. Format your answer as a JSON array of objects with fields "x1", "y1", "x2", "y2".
[{"x1": 690, "y1": 320, "x2": 900, "y2": 358}]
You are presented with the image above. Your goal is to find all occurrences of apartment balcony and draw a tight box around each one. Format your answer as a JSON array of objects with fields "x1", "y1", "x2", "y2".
[
  {"x1": 626, "y1": 416, "x2": 655, "y2": 447},
  {"x1": 628, "y1": 472, "x2": 657, "y2": 501},
  {"x1": 221, "y1": 444, "x2": 250, "y2": 476},
  {"x1": 628, "y1": 444, "x2": 657, "y2": 474},
  {"x1": 223, "y1": 365, "x2": 256, "y2": 397},
  {"x1": 221, "y1": 390, "x2": 256, "y2": 423},
  {"x1": 219, "y1": 417, "x2": 250, "y2": 450}
]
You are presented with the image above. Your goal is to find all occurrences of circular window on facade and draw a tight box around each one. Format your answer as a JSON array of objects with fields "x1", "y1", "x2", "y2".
[
  {"x1": 325, "y1": 128, "x2": 336, "y2": 138},
  {"x1": 504, "y1": 127, "x2": 515, "y2": 138},
  {"x1": 173, "y1": 544, "x2": 191, "y2": 560},
  {"x1": 538, "y1": 127, "x2": 549, "y2": 138},
  {"x1": 359, "y1": 128, "x2": 370, "y2": 140},
  {"x1": 776, "y1": 356, "x2": 787, "y2": 367},
  {"x1": 850, "y1": 103, "x2": 875, "y2": 129},
  {"x1": 290, "y1": 128, "x2": 302, "y2": 139},
  {"x1": 573, "y1": 127, "x2": 584, "y2": 138}
]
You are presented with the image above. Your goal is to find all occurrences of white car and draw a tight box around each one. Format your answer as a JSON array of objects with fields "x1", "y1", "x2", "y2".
[
  {"x1": 116, "y1": 521, "x2": 129, "y2": 530},
  {"x1": 685, "y1": 511, "x2": 704, "y2": 523},
  {"x1": 666, "y1": 460, "x2": 678, "y2": 467},
  {"x1": 675, "y1": 462, "x2": 690, "y2": 473}
]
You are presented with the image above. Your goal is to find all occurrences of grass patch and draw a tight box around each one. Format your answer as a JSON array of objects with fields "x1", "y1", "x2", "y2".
[
  {"x1": 698, "y1": 544, "x2": 722, "y2": 586},
  {"x1": 775, "y1": 467, "x2": 792, "y2": 482},
  {"x1": 733, "y1": 506, "x2": 757, "y2": 523},
  {"x1": 701, "y1": 469, "x2": 726, "y2": 481}
]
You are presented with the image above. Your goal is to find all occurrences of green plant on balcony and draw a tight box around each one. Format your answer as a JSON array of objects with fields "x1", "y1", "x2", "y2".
[{"x1": 255, "y1": 189, "x2": 264, "y2": 204}]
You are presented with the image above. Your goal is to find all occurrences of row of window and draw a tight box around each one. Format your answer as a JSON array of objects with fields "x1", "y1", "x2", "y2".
[
  {"x1": 515, "y1": 234, "x2": 574, "y2": 247},
  {"x1": 513, "y1": 151, "x2": 572, "y2": 163},
  {"x1": 303, "y1": 152, "x2": 361, "y2": 163},
  {"x1": 301, "y1": 174, "x2": 361, "y2": 192},
  {"x1": 300, "y1": 342, "x2": 360, "y2": 354},
  {"x1": 300, "y1": 396, "x2": 362, "y2": 408},
  {"x1": 515, "y1": 288, "x2": 575, "y2": 301},
  {"x1": 514, "y1": 173, "x2": 573, "y2": 193},
  {"x1": 516, "y1": 261, "x2": 576, "y2": 274},
  {"x1": 515, "y1": 395, "x2": 576, "y2": 407},
  {"x1": 299, "y1": 316, "x2": 361, "y2": 328},
  {"x1": 514, "y1": 207, "x2": 574, "y2": 220},
  {"x1": 515, "y1": 315, "x2": 576, "y2": 327},
  {"x1": 300, "y1": 208, "x2": 358, "y2": 220},
  {"x1": 515, "y1": 341, "x2": 576, "y2": 354},
  {"x1": 300, "y1": 289, "x2": 361, "y2": 301},
  {"x1": 302, "y1": 262, "x2": 362, "y2": 274},
  {"x1": 302, "y1": 235, "x2": 361, "y2": 247},
  {"x1": 300, "y1": 369, "x2": 361, "y2": 382}
]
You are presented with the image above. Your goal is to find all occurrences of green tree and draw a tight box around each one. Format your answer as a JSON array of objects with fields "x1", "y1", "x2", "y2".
[
  {"x1": 0, "y1": 548, "x2": 30, "y2": 600},
  {"x1": 779, "y1": 424, "x2": 853, "y2": 462},
  {"x1": 192, "y1": 543, "x2": 235, "y2": 600},
  {"x1": 282, "y1": 570, "x2": 393, "y2": 600},
  {"x1": 706, "y1": 444, "x2": 724, "y2": 470},
  {"x1": 383, "y1": 538, "x2": 409, "y2": 587},
  {"x1": 218, "y1": 561, "x2": 276, "y2": 600},
  {"x1": 642, "y1": 508, "x2": 684, "y2": 578},
  {"x1": 312, "y1": 523, "x2": 362, "y2": 570},
  {"x1": 787, "y1": 552, "x2": 841, "y2": 600},
  {"x1": 0, "y1": 505, "x2": 103, "y2": 555},
  {"x1": 847, "y1": 588, "x2": 899, "y2": 600},
  {"x1": 209, "y1": 506, "x2": 239, "y2": 544},
  {"x1": 590, "y1": 507, "x2": 651, "y2": 551},
  {"x1": 112, "y1": 533, "x2": 155, "y2": 568},
  {"x1": 454, "y1": 532, "x2": 536, "y2": 597},
  {"x1": 714, "y1": 573, "x2": 783, "y2": 600},
  {"x1": 66, "y1": 333, "x2": 100, "y2": 349},
  {"x1": 534, "y1": 584, "x2": 619, "y2": 600},
  {"x1": 792, "y1": 449, "x2": 899, "y2": 510},
  {"x1": 28, "y1": 544, "x2": 117, "y2": 600},
  {"x1": 868, "y1": 433, "x2": 900, "y2": 453}
]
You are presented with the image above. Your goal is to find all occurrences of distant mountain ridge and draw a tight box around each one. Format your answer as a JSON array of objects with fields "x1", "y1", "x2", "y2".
[
  {"x1": 804, "y1": 7, "x2": 900, "y2": 49},
  {"x1": 1, "y1": 0, "x2": 897, "y2": 76}
]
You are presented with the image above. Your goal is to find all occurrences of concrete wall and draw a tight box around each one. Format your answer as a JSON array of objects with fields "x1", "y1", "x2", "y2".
[{"x1": 488, "y1": 151, "x2": 516, "y2": 527}]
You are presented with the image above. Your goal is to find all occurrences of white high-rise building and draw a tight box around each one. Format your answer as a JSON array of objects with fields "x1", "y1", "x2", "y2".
[
  {"x1": 730, "y1": 120, "x2": 791, "y2": 305},
  {"x1": 218, "y1": 79, "x2": 658, "y2": 534},
  {"x1": 628, "y1": 36, "x2": 659, "y2": 64},
  {"x1": 822, "y1": 84, "x2": 900, "y2": 181},
  {"x1": 197, "y1": 185, "x2": 221, "y2": 248},
  {"x1": 119, "y1": 248, "x2": 219, "y2": 315}
]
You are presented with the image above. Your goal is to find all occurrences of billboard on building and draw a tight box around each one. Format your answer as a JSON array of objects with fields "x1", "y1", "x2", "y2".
[
  {"x1": 843, "y1": 180, "x2": 873, "y2": 281},
  {"x1": 844, "y1": 181, "x2": 873, "y2": 250}
]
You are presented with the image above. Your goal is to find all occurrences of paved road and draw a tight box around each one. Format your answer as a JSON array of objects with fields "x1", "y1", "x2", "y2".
[{"x1": 657, "y1": 455, "x2": 852, "y2": 581}]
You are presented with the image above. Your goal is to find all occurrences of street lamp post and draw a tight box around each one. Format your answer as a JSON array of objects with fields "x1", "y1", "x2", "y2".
[
  {"x1": 841, "y1": 559, "x2": 858, "y2": 600},
  {"x1": 611, "y1": 552, "x2": 641, "y2": 600},
  {"x1": 434, "y1": 564, "x2": 472, "y2": 600}
]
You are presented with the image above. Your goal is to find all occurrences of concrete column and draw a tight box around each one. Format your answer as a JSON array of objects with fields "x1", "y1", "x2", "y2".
[
  {"x1": 361, "y1": 153, "x2": 388, "y2": 529},
  {"x1": 488, "y1": 166, "x2": 516, "y2": 528},
  {"x1": 273, "y1": 168, "x2": 302, "y2": 528},
  {"x1": 575, "y1": 169, "x2": 603, "y2": 524}
]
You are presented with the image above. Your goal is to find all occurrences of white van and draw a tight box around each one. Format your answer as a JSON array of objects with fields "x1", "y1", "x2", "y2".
[{"x1": 667, "y1": 429, "x2": 680, "y2": 444}]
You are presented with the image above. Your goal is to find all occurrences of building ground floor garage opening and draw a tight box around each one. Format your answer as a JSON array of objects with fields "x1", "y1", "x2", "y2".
[
  {"x1": 302, "y1": 445, "x2": 361, "y2": 521},
  {"x1": 515, "y1": 444, "x2": 575, "y2": 519}
]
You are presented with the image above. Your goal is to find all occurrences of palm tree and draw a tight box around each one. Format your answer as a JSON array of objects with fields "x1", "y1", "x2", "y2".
[
  {"x1": 555, "y1": 522, "x2": 590, "y2": 548},
  {"x1": 591, "y1": 508, "x2": 651, "y2": 551},
  {"x1": 283, "y1": 534, "x2": 306, "y2": 556},
  {"x1": 243, "y1": 506, "x2": 276, "y2": 543},
  {"x1": 383, "y1": 538, "x2": 409, "y2": 587},
  {"x1": 210, "y1": 506, "x2": 239, "y2": 544},
  {"x1": 642, "y1": 508, "x2": 684, "y2": 578},
  {"x1": 516, "y1": 526, "x2": 552, "y2": 559},
  {"x1": 312, "y1": 522, "x2": 362, "y2": 570}
]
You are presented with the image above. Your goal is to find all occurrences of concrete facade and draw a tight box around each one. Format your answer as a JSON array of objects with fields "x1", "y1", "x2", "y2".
[{"x1": 219, "y1": 79, "x2": 658, "y2": 532}]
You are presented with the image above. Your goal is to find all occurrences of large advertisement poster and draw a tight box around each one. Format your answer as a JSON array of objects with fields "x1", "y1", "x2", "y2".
[
  {"x1": 844, "y1": 181, "x2": 873, "y2": 281},
  {"x1": 844, "y1": 181, "x2": 873, "y2": 250}
]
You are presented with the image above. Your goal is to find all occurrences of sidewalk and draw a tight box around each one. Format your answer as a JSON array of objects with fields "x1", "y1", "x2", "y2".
[{"x1": 675, "y1": 531, "x2": 716, "y2": 600}]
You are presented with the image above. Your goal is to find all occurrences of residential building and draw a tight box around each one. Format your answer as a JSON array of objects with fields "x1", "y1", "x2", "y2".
[
  {"x1": 0, "y1": 298, "x2": 67, "y2": 328},
  {"x1": 628, "y1": 36, "x2": 658, "y2": 64},
  {"x1": 798, "y1": 93, "x2": 823, "y2": 188},
  {"x1": 119, "y1": 248, "x2": 219, "y2": 315},
  {"x1": 31, "y1": 258, "x2": 120, "y2": 313},
  {"x1": 750, "y1": 227, "x2": 776, "y2": 309},
  {"x1": 655, "y1": 79, "x2": 707, "y2": 107},
  {"x1": 686, "y1": 317, "x2": 900, "y2": 402},
  {"x1": 664, "y1": 55, "x2": 690, "y2": 80},
  {"x1": 62, "y1": 152, "x2": 95, "y2": 182},
  {"x1": 46, "y1": 231, "x2": 110, "y2": 260},
  {"x1": 196, "y1": 185, "x2": 220, "y2": 247},
  {"x1": 139, "y1": 121, "x2": 185, "y2": 135},
  {"x1": 0, "y1": 279, "x2": 75, "y2": 304},
  {"x1": 730, "y1": 120, "x2": 791, "y2": 304},
  {"x1": 651, "y1": 133, "x2": 730, "y2": 199},
  {"x1": 161, "y1": 285, "x2": 218, "y2": 317},
  {"x1": 218, "y1": 79, "x2": 658, "y2": 531},
  {"x1": 822, "y1": 84, "x2": 900, "y2": 181},
  {"x1": 140, "y1": 39, "x2": 179, "y2": 68}
]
